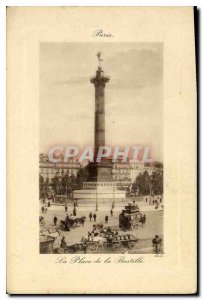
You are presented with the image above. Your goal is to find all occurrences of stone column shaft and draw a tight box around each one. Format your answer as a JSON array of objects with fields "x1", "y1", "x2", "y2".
[
  {"x1": 90, "y1": 67, "x2": 110, "y2": 156},
  {"x1": 95, "y1": 85, "x2": 105, "y2": 154}
]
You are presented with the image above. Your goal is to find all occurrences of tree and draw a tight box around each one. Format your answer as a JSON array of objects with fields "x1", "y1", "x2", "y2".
[
  {"x1": 48, "y1": 167, "x2": 90, "y2": 196},
  {"x1": 132, "y1": 171, "x2": 150, "y2": 196},
  {"x1": 39, "y1": 175, "x2": 44, "y2": 198},
  {"x1": 151, "y1": 171, "x2": 163, "y2": 195},
  {"x1": 76, "y1": 167, "x2": 88, "y2": 188},
  {"x1": 61, "y1": 172, "x2": 72, "y2": 196},
  {"x1": 51, "y1": 176, "x2": 61, "y2": 194}
]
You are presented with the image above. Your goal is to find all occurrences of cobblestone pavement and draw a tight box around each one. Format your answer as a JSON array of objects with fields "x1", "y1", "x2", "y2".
[{"x1": 40, "y1": 199, "x2": 163, "y2": 254}]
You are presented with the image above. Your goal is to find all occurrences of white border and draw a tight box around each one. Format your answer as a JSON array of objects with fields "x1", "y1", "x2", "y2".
[
  {"x1": 1, "y1": 1, "x2": 201, "y2": 299},
  {"x1": 0, "y1": 0, "x2": 202, "y2": 6}
]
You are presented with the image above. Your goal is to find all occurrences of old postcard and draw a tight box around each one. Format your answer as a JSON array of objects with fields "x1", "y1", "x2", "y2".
[{"x1": 7, "y1": 7, "x2": 197, "y2": 294}]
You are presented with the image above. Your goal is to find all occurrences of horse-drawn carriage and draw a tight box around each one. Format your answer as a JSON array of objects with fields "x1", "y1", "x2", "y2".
[
  {"x1": 60, "y1": 215, "x2": 86, "y2": 231},
  {"x1": 58, "y1": 233, "x2": 138, "y2": 253},
  {"x1": 79, "y1": 232, "x2": 138, "y2": 252},
  {"x1": 79, "y1": 224, "x2": 138, "y2": 252},
  {"x1": 53, "y1": 222, "x2": 139, "y2": 254},
  {"x1": 95, "y1": 224, "x2": 137, "y2": 248},
  {"x1": 112, "y1": 234, "x2": 138, "y2": 250},
  {"x1": 90, "y1": 233, "x2": 138, "y2": 251},
  {"x1": 119, "y1": 202, "x2": 144, "y2": 230}
]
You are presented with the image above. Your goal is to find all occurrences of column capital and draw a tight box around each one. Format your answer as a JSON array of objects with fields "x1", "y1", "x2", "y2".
[{"x1": 90, "y1": 67, "x2": 110, "y2": 86}]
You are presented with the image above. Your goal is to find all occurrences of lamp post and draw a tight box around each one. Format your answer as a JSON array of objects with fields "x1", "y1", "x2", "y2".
[
  {"x1": 96, "y1": 187, "x2": 98, "y2": 211},
  {"x1": 149, "y1": 176, "x2": 152, "y2": 204},
  {"x1": 112, "y1": 183, "x2": 115, "y2": 209}
]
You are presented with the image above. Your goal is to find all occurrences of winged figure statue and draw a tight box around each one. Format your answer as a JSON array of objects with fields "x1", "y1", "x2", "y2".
[{"x1": 96, "y1": 51, "x2": 103, "y2": 67}]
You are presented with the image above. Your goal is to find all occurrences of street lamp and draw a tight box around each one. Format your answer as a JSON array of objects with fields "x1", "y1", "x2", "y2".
[
  {"x1": 96, "y1": 187, "x2": 98, "y2": 211},
  {"x1": 149, "y1": 176, "x2": 152, "y2": 204},
  {"x1": 112, "y1": 183, "x2": 115, "y2": 209}
]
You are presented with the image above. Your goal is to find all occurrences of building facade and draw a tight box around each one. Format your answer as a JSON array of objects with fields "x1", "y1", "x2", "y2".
[
  {"x1": 111, "y1": 159, "x2": 163, "y2": 188},
  {"x1": 112, "y1": 159, "x2": 131, "y2": 189},
  {"x1": 39, "y1": 153, "x2": 81, "y2": 181},
  {"x1": 130, "y1": 160, "x2": 163, "y2": 183}
]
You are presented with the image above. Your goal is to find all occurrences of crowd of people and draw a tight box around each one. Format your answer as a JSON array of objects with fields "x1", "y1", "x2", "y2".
[
  {"x1": 40, "y1": 200, "x2": 151, "y2": 232},
  {"x1": 145, "y1": 195, "x2": 163, "y2": 209},
  {"x1": 39, "y1": 196, "x2": 163, "y2": 254},
  {"x1": 80, "y1": 224, "x2": 120, "y2": 253}
]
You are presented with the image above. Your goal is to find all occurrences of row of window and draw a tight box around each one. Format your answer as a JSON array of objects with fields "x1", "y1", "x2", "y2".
[
  {"x1": 40, "y1": 169, "x2": 78, "y2": 176},
  {"x1": 112, "y1": 169, "x2": 130, "y2": 174},
  {"x1": 84, "y1": 182, "x2": 116, "y2": 187}
]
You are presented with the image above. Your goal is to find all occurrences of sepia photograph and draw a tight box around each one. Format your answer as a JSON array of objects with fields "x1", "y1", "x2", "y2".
[
  {"x1": 6, "y1": 6, "x2": 196, "y2": 294},
  {"x1": 39, "y1": 43, "x2": 164, "y2": 254}
]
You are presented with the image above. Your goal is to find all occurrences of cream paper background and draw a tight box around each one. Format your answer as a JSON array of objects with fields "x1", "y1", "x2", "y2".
[{"x1": 7, "y1": 7, "x2": 196, "y2": 294}]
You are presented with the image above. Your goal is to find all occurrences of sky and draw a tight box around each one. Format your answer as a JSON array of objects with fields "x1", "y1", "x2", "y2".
[{"x1": 40, "y1": 42, "x2": 163, "y2": 162}]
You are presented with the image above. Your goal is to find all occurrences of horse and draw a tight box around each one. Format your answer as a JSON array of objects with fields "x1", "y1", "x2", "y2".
[
  {"x1": 92, "y1": 236, "x2": 106, "y2": 249},
  {"x1": 60, "y1": 220, "x2": 70, "y2": 231},
  {"x1": 79, "y1": 216, "x2": 86, "y2": 226}
]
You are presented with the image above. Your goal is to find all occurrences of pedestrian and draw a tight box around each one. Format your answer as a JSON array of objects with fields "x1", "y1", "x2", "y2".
[
  {"x1": 81, "y1": 217, "x2": 85, "y2": 227},
  {"x1": 152, "y1": 235, "x2": 162, "y2": 253},
  {"x1": 73, "y1": 207, "x2": 76, "y2": 216},
  {"x1": 41, "y1": 206, "x2": 44, "y2": 213},
  {"x1": 105, "y1": 215, "x2": 109, "y2": 224},
  {"x1": 83, "y1": 240, "x2": 88, "y2": 254},
  {"x1": 65, "y1": 205, "x2": 68, "y2": 212},
  {"x1": 110, "y1": 209, "x2": 113, "y2": 217},
  {"x1": 90, "y1": 232, "x2": 94, "y2": 240},
  {"x1": 60, "y1": 236, "x2": 66, "y2": 249},
  {"x1": 89, "y1": 212, "x2": 93, "y2": 221},
  {"x1": 142, "y1": 214, "x2": 146, "y2": 225},
  {"x1": 87, "y1": 231, "x2": 91, "y2": 239},
  {"x1": 53, "y1": 216, "x2": 57, "y2": 226},
  {"x1": 93, "y1": 213, "x2": 97, "y2": 222},
  {"x1": 146, "y1": 197, "x2": 147, "y2": 203}
]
